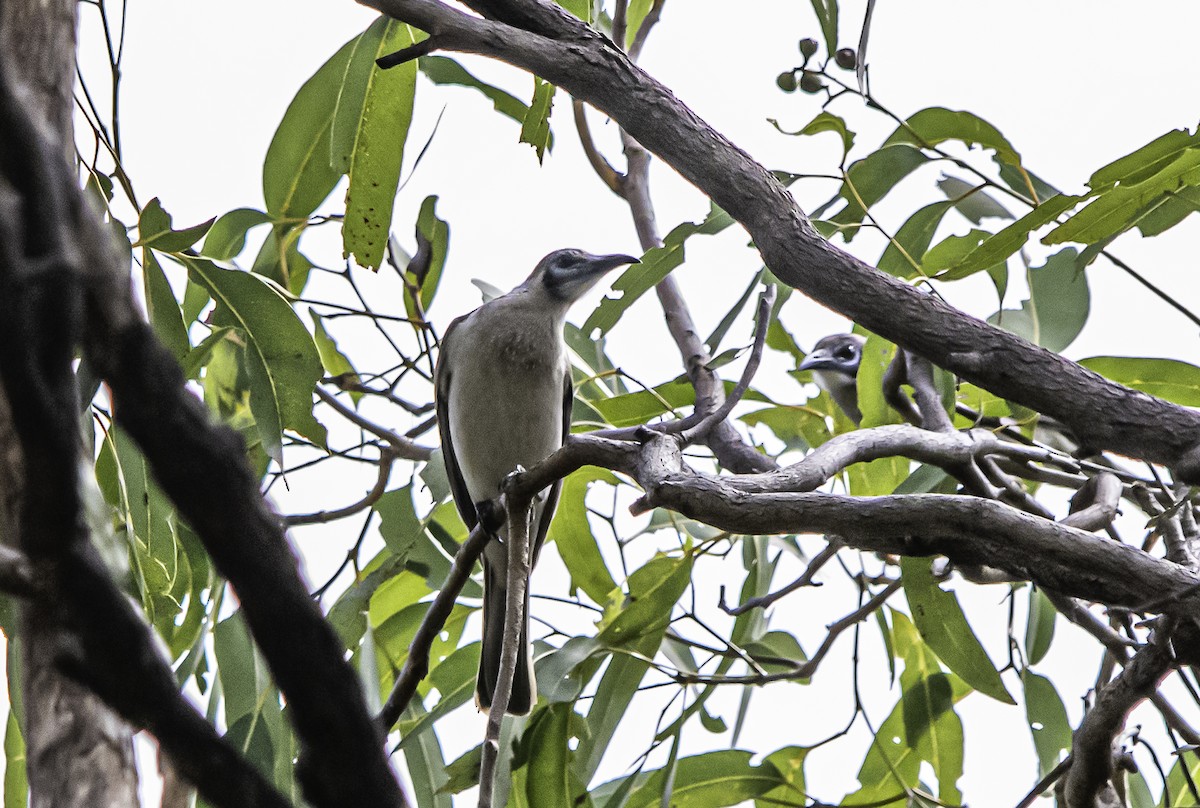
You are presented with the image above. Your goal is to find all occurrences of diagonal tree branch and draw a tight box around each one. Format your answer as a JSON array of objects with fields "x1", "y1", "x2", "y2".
[{"x1": 359, "y1": 0, "x2": 1200, "y2": 480}]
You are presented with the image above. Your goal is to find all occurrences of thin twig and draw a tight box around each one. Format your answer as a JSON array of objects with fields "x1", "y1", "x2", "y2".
[{"x1": 378, "y1": 524, "x2": 492, "y2": 730}]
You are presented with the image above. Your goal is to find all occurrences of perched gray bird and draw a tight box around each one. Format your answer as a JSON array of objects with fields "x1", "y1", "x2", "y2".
[
  {"x1": 435, "y1": 248, "x2": 637, "y2": 715},
  {"x1": 798, "y1": 333, "x2": 866, "y2": 424}
]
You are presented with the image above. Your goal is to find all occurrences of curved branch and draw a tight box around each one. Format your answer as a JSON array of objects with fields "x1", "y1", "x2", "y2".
[
  {"x1": 285, "y1": 445, "x2": 398, "y2": 526},
  {"x1": 357, "y1": 0, "x2": 1200, "y2": 479}
]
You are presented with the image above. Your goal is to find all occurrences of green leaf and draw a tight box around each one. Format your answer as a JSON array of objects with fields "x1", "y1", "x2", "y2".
[
  {"x1": 900, "y1": 557, "x2": 1014, "y2": 704},
  {"x1": 1022, "y1": 669, "x2": 1070, "y2": 778},
  {"x1": 744, "y1": 630, "x2": 808, "y2": 681},
  {"x1": 754, "y1": 746, "x2": 808, "y2": 808},
  {"x1": 548, "y1": 468, "x2": 618, "y2": 603},
  {"x1": 740, "y1": 405, "x2": 828, "y2": 453},
  {"x1": 596, "y1": 550, "x2": 693, "y2": 647},
  {"x1": 1045, "y1": 145, "x2": 1200, "y2": 246},
  {"x1": 624, "y1": 750, "x2": 783, "y2": 808},
  {"x1": 830, "y1": 144, "x2": 928, "y2": 238},
  {"x1": 437, "y1": 743, "x2": 483, "y2": 795},
  {"x1": 929, "y1": 193, "x2": 1082, "y2": 280},
  {"x1": 263, "y1": 33, "x2": 355, "y2": 218},
  {"x1": 4, "y1": 711, "x2": 26, "y2": 808},
  {"x1": 623, "y1": 0, "x2": 654, "y2": 47},
  {"x1": 525, "y1": 704, "x2": 592, "y2": 808},
  {"x1": 770, "y1": 110, "x2": 855, "y2": 156},
  {"x1": 589, "y1": 379, "x2": 694, "y2": 428},
  {"x1": 185, "y1": 256, "x2": 326, "y2": 463},
  {"x1": 399, "y1": 702, "x2": 452, "y2": 808},
  {"x1": 807, "y1": 0, "x2": 839, "y2": 56},
  {"x1": 181, "y1": 327, "x2": 234, "y2": 381},
  {"x1": 340, "y1": 19, "x2": 420, "y2": 269},
  {"x1": 936, "y1": 175, "x2": 1013, "y2": 223},
  {"x1": 135, "y1": 197, "x2": 214, "y2": 252},
  {"x1": 988, "y1": 248, "x2": 1089, "y2": 353},
  {"x1": 252, "y1": 225, "x2": 314, "y2": 296},
  {"x1": 395, "y1": 643, "x2": 481, "y2": 748},
  {"x1": 418, "y1": 56, "x2": 530, "y2": 126},
  {"x1": 583, "y1": 202, "x2": 734, "y2": 336},
  {"x1": 202, "y1": 208, "x2": 271, "y2": 260},
  {"x1": 1138, "y1": 185, "x2": 1200, "y2": 237},
  {"x1": 885, "y1": 107, "x2": 1023, "y2": 168},
  {"x1": 142, "y1": 248, "x2": 189, "y2": 362},
  {"x1": 1088, "y1": 127, "x2": 1200, "y2": 190},
  {"x1": 309, "y1": 312, "x2": 360, "y2": 402},
  {"x1": 520, "y1": 76, "x2": 556, "y2": 163},
  {"x1": 849, "y1": 335, "x2": 909, "y2": 495},
  {"x1": 1080, "y1": 356, "x2": 1200, "y2": 406},
  {"x1": 1025, "y1": 587, "x2": 1056, "y2": 666},
  {"x1": 535, "y1": 636, "x2": 604, "y2": 703},
  {"x1": 405, "y1": 195, "x2": 450, "y2": 317},
  {"x1": 1164, "y1": 754, "x2": 1200, "y2": 807},
  {"x1": 877, "y1": 200, "x2": 953, "y2": 278}
]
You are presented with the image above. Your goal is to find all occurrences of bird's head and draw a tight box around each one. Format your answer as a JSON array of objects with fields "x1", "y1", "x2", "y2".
[
  {"x1": 525, "y1": 249, "x2": 639, "y2": 303},
  {"x1": 798, "y1": 333, "x2": 865, "y2": 380}
]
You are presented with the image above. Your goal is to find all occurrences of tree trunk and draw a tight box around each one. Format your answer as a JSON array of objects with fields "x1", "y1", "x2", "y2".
[{"x1": 0, "y1": 1, "x2": 141, "y2": 805}]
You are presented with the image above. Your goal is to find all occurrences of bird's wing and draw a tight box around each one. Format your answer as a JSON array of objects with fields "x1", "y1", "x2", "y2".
[
  {"x1": 530, "y1": 366, "x2": 571, "y2": 561},
  {"x1": 435, "y1": 315, "x2": 478, "y2": 531}
]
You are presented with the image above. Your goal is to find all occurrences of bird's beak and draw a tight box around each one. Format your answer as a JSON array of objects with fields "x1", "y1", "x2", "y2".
[
  {"x1": 586, "y1": 253, "x2": 640, "y2": 276},
  {"x1": 798, "y1": 349, "x2": 835, "y2": 372}
]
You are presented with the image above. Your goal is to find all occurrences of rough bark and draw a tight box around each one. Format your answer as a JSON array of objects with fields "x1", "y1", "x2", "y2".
[{"x1": 0, "y1": 1, "x2": 140, "y2": 805}]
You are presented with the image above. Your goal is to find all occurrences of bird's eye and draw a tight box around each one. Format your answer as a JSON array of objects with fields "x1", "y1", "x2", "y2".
[{"x1": 836, "y1": 345, "x2": 857, "y2": 360}]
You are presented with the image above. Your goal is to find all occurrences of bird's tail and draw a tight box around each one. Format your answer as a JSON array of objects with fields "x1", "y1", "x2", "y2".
[{"x1": 476, "y1": 555, "x2": 535, "y2": 715}]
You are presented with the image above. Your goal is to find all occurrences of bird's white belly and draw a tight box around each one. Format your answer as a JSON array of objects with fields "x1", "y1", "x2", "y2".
[{"x1": 449, "y1": 364, "x2": 564, "y2": 503}]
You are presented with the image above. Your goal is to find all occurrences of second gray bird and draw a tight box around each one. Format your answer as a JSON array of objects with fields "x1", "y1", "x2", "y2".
[
  {"x1": 798, "y1": 333, "x2": 865, "y2": 424},
  {"x1": 435, "y1": 248, "x2": 637, "y2": 715}
]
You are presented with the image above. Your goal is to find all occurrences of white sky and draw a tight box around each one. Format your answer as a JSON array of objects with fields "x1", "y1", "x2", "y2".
[{"x1": 57, "y1": 1, "x2": 1200, "y2": 805}]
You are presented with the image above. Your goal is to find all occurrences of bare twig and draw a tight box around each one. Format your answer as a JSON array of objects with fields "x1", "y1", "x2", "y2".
[
  {"x1": 316, "y1": 386, "x2": 433, "y2": 461},
  {"x1": 721, "y1": 539, "x2": 842, "y2": 615},
  {"x1": 285, "y1": 446, "x2": 399, "y2": 526},
  {"x1": 478, "y1": 493, "x2": 533, "y2": 808},
  {"x1": 378, "y1": 524, "x2": 492, "y2": 730}
]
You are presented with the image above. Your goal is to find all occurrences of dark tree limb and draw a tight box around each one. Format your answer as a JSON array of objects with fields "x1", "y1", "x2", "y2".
[
  {"x1": 1061, "y1": 622, "x2": 1175, "y2": 807},
  {"x1": 358, "y1": 0, "x2": 1200, "y2": 480},
  {"x1": 0, "y1": 46, "x2": 407, "y2": 808}
]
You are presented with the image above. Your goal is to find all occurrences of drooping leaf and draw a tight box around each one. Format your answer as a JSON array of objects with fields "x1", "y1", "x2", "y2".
[
  {"x1": 753, "y1": 746, "x2": 808, "y2": 808},
  {"x1": 185, "y1": 256, "x2": 326, "y2": 463},
  {"x1": 849, "y1": 334, "x2": 909, "y2": 495},
  {"x1": 520, "y1": 76, "x2": 555, "y2": 162},
  {"x1": 1024, "y1": 587, "x2": 1056, "y2": 666},
  {"x1": 936, "y1": 175, "x2": 1014, "y2": 223},
  {"x1": 263, "y1": 33, "x2": 358, "y2": 219},
  {"x1": 399, "y1": 701, "x2": 452, "y2": 808},
  {"x1": 525, "y1": 704, "x2": 592, "y2": 808},
  {"x1": 3, "y1": 711, "x2": 27, "y2": 808},
  {"x1": 807, "y1": 0, "x2": 839, "y2": 57},
  {"x1": 900, "y1": 557, "x2": 1014, "y2": 704},
  {"x1": 309, "y1": 312, "x2": 360, "y2": 402},
  {"x1": 1022, "y1": 669, "x2": 1071, "y2": 778},
  {"x1": 252, "y1": 225, "x2": 314, "y2": 296},
  {"x1": 988, "y1": 248, "x2": 1088, "y2": 353},
  {"x1": 417, "y1": 56, "x2": 530, "y2": 126},
  {"x1": 583, "y1": 202, "x2": 735, "y2": 336},
  {"x1": 876, "y1": 200, "x2": 953, "y2": 278},
  {"x1": 589, "y1": 379, "x2": 694, "y2": 428},
  {"x1": 829, "y1": 144, "x2": 928, "y2": 238},
  {"x1": 142, "y1": 248, "x2": 189, "y2": 362},
  {"x1": 340, "y1": 18, "x2": 420, "y2": 269}
]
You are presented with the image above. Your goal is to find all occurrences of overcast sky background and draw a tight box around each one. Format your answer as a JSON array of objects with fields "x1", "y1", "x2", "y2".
[{"x1": 50, "y1": 0, "x2": 1200, "y2": 805}]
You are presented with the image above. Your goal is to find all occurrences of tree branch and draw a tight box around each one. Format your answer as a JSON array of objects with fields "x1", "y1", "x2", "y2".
[{"x1": 357, "y1": 0, "x2": 1200, "y2": 480}]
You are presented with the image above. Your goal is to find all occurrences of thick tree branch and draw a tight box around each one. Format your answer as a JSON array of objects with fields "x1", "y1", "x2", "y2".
[
  {"x1": 359, "y1": 0, "x2": 1200, "y2": 480},
  {"x1": 0, "y1": 53, "x2": 407, "y2": 808}
]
